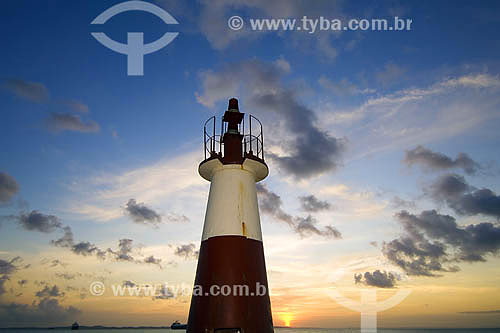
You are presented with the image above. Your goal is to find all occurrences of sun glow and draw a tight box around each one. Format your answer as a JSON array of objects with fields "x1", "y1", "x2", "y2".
[{"x1": 280, "y1": 312, "x2": 294, "y2": 327}]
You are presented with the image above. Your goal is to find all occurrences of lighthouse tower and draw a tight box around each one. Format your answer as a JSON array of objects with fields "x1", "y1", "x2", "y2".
[{"x1": 187, "y1": 98, "x2": 274, "y2": 333}]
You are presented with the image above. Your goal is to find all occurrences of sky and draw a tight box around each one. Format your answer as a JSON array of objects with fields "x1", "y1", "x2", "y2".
[{"x1": 1, "y1": 0, "x2": 500, "y2": 329}]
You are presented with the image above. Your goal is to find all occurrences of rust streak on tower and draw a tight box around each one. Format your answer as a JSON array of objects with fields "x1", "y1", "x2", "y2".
[{"x1": 187, "y1": 98, "x2": 274, "y2": 333}]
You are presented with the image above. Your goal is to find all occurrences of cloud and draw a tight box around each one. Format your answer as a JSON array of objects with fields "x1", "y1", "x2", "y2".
[
  {"x1": 109, "y1": 239, "x2": 134, "y2": 262},
  {"x1": 320, "y1": 72, "x2": 500, "y2": 161},
  {"x1": 375, "y1": 62, "x2": 407, "y2": 86},
  {"x1": 299, "y1": 195, "x2": 331, "y2": 212},
  {"x1": 442, "y1": 73, "x2": 500, "y2": 89},
  {"x1": 164, "y1": 213, "x2": 190, "y2": 223},
  {"x1": 49, "y1": 224, "x2": 164, "y2": 267},
  {"x1": 253, "y1": 90, "x2": 347, "y2": 179},
  {"x1": 143, "y1": 255, "x2": 162, "y2": 266},
  {"x1": 196, "y1": 59, "x2": 347, "y2": 179},
  {"x1": 67, "y1": 151, "x2": 203, "y2": 222},
  {"x1": 257, "y1": 183, "x2": 341, "y2": 239},
  {"x1": 51, "y1": 226, "x2": 106, "y2": 259},
  {"x1": 3, "y1": 79, "x2": 49, "y2": 103},
  {"x1": 125, "y1": 199, "x2": 162, "y2": 227},
  {"x1": 17, "y1": 280, "x2": 28, "y2": 286},
  {"x1": 295, "y1": 215, "x2": 341, "y2": 239},
  {"x1": 404, "y1": 146, "x2": 480, "y2": 175},
  {"x1": 0, "y1": 298, "x2": 81, "y2": 326},
  {"x1": 0, "y1": 257, "x2": 22, "y2": 275},
  {"x1": 46, "y1": 112, "x2": 100, "y2": 133},
  {"x1": 72, "y1": 241, "x2": 107, "y2": 259},
  {"x1": 13, "y1": 211, "x2": 62, "y2": 233},
  {"x1": 390, "y1": 196, "x2": 416, "y2": 209},
  {"x1": 123, "y1": 280, "x2": 136, "y2": 287},
  {"x1": 154, "y1": 284, "x2": 175, "y2": 300},
  {"x1": 256, "y1": 183, "x2": 293, "y2": 225},
  {"x1": 47, "y1": 259, "x2": 68, "y2": 268},
  {"x1": 0, "y1": 257, "x2": 22, "y2": 295},
  {"x1": 427, "y1": 173, "x2": 500, "y2": 219},
  {"x1": 194, "y1": 0, "x2": 343, "y2": 59},
  {"x1": 383, "y1": 210, "x2": 500, "y2": 276},
  {"x1": 35, "y1": 285, "x2": 65, "y2": 298},
  {"x1": 122, "y1": 280, "x2": 137, "y2": 288},
  {"x1": 54, "y1": 273, "x2": 76, "y2": 280},
  {"x1": 0, "y1": 276, "x2": 8, "y2": 296},
  {"x1": 319, "y1": 76, "x2": 375, "y2": 95},
  {"x1": 0, "y1": 172, "x2": 19, "y2": 203},
  {"x1": 60, "y1": 100, "x2": 89, "y2": 113},
  {"x1": 51, "y1": 226, "x2": 74, "y2": 248},
  {"x1": 174, "y1": 243, "x2": 199, "y2": 260},
  {"x1": 354, "y1": 270, "x2": 398, "y2": 288}
]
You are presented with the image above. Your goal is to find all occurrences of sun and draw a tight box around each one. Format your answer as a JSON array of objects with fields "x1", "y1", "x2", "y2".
[{"x1": 280, "y1": 312, "x2": 294, "y2": 327}]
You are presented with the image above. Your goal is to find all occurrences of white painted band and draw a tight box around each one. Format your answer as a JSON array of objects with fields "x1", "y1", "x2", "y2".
[{"x1": 201, "y1": 161, "x2": 264, "y2": 242}]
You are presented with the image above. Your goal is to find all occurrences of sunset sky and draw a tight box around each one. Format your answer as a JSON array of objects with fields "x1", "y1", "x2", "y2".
[{"x1": 1, "y1": 0, "x2": 500, "y2": 329}]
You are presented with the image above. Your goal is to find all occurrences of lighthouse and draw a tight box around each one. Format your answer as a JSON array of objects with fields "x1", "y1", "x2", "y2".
[{"x1": 187, "y1": 98, "x2": 274, "y2": 333}]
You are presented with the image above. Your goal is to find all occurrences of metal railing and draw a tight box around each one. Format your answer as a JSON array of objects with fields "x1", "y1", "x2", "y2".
[{"x1": 203, "y1": 114, "x2": 264, "y2": 161}]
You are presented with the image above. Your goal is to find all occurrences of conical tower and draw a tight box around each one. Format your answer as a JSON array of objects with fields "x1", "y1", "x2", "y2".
[{"x1": 187, "y1": 98, "x2": 274, "y2": 333}]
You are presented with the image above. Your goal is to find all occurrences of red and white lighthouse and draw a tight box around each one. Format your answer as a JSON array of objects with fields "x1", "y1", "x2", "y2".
[{"x1": 187, "y1": 98, "x2": 274, "y2": 333}]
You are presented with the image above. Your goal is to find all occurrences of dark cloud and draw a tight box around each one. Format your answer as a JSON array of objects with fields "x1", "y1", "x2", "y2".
[
  {"x1": 143, "y1": 255, "x2": 162, "y2": 267},
  {"x1": 0, "y1": 257, "x2": 21, "y2": 275},
  {"x1": 0, "y1": 298, "x2": 81, "y2": 326},
  {"x1": 35, "y1": 285, "x2": 64, "y2": 298},
  {"x1": 17, "y1": 280, "x2": 28, "y2": 287},
  {"x1": 428, "y1": 173, "x2": 500, "y2": 219},
  {"x1": 196, "y1": 59, "x2": 346, "y2": 179},
  {"x1": 0, "y1": 275, "x2": 8, "y2": 296},
  {"x1": 0, "y1": 257, "x2": 24, "y2": 295},
  {"x1": 299, "y1": 195, "x2": 331, "y2": 212},
  {"x1": 383, "y1": 210, "x2": 500, "y2": 276},
  {"x1": 256, "y1": 183, "x2": 342, "y2": 239},
  {"x1": 174, "y1": 243, "x2": 199, "y2": 260},
  {"x1": 74, "y1": 242, "x2": 106, "y2": 258},
  {"x1": 256, "y1": 183, "x2": 294, "y2": 225},
  {"x1": 123, "y1": 280, "x2": 136, "y2": 288},
  {"x1": 51, "y1": 226, "x2": 74, "y2": 248},
  {"x1": 125, "y1": 199, "x2": 162, "y2": 227},
  {"x1": 48, "y1": 259, "x2": 68, "y2": 268},
  {"x1": 295, "y1": 216, "x2": 341, "y2": 239},
  {"x1": 53, "y1": 232, "x2": 164, "y2": 268},
  {"x1": 3, "y1": 79, "x2": 49, "y2": 103},
  {"x1": 55, "y1": 273, "x2": 76, "y2": 280},
  {"x1": 9, "y1": 211, "x2": 163, "y2": 268},
  {"x1": 404, "y1": 146, "x2": 480, "y2": 175},
  {"x1": 0, "y1": 172, "x2": 19, "y2": 203},
  {"x1": 253, "y1": 90, "x2": 347, "y2": 179},
  {"x1": 111, "y1": 239, "x2": 134, "y2": 262},
  {"x1": 354, "y1": 270, "x2": 398, "y2": 288},
  {"x1": 46, "y1": 112, "x2": 100, "y2": 133},
  {"x1": 16, "y1": 211, "x2": 62, "y2": 233},
  {"x1": 51, "y1": 226, "x2": 106, "y2": 259}
]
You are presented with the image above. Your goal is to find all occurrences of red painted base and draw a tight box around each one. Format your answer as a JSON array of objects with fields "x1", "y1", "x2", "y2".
[{"x1": 187, "y1": 235, "x2": 274, "y2": 333}]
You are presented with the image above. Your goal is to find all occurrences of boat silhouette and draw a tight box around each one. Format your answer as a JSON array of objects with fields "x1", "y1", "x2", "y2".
[{"x1": 171, "y1": 320, "x2": 187, "y2": 329}]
